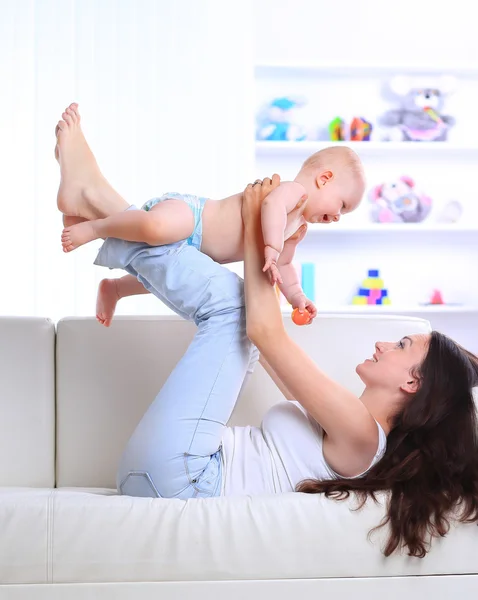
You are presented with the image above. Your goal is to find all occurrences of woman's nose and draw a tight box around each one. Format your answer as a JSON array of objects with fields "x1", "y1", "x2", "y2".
[{"x1": 376, "y1": 341, "x2": 394, "y2": 353}]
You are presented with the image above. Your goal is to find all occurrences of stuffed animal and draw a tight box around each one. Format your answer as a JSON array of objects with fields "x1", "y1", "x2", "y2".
[
  {"x1": 369, "y1": 176, "x2": 432, "y2": 223},
  {"x1": 256, "y1": 96, "x2": 308, "y2": 141},
  {"x1": 380, "y1": 75, "x2": 456, "y2": 142}
]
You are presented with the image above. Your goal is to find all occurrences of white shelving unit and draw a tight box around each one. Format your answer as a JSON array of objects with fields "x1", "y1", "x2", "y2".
[
  {"x1": 255, "y1": 140, "x2": 478, "y2": 157},
  {"x1": 281, "y1": 305, "x2": 478, "y2": 315},
  {"x1": 255, "y1": 63, "x2": 478, "y2": 77},
  {"x1": 254, "y1": 62, "x2": 478, "y2": 352},
  {"x1": 306, "y1": 223, "x2": 478, "y2": 234}
]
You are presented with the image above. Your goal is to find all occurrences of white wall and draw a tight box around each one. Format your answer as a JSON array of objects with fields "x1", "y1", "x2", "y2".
[
  {"x1": 0, "y1": 0, "x2": 254, "y2": 321},
  {"x1": 254, "y1": 0, "x2": 478, "y2": 67}
]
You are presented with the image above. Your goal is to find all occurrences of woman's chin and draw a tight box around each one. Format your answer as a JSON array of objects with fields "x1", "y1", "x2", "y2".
[{"x1": 356, "y1": 360, "x2": 372, "y2": 380}]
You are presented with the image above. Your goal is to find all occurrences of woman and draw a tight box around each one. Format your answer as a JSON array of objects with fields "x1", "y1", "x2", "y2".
[
  {"x1": 242, "y1": 177, "x2": 478, "y2": 558},
  {"x1": 56, "y1": 105, "x2": 478, "y2": 558}
]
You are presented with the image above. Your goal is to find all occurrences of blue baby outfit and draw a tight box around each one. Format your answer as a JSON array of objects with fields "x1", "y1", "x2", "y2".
[{"x1": 142, "y1": 192, "x2": 207, "y2": 250}]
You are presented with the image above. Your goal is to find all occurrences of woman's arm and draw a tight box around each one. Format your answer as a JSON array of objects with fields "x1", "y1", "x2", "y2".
[
  {"x1": 259, "y1": 355, "x2": 295, "y2": 400},
  {"x1": 243, "y1": 178, "x2": 379, "y2": 476}
]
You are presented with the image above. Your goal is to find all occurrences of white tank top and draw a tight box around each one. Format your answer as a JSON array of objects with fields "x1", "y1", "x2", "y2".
[{"x1": 221, "y1": 401, "x2": 387, "y2": 496}]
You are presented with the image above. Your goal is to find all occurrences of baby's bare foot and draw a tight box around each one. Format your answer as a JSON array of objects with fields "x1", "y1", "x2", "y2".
[
  {"x1": 61, "y1": 221, "x2": 99, "y2": 252},
  {"x1": 56, "y1": 103, "x2": 128, "y2": 220},
  {"x1": 96, "y1": 279, "x2": 120, "y2": 327}
]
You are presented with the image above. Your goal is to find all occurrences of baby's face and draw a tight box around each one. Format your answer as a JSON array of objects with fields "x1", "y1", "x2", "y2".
[{"x1": 303, "y1": 180, "x2": 362, "y2": 224}]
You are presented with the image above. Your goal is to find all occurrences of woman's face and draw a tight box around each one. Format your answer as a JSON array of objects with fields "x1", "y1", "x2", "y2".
[{"x1": 356, "y1": 333, "x2": 430, "y2": 393}]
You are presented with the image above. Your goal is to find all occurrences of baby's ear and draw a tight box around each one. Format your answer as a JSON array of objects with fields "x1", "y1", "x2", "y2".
[{"x1": 316, "y1": 170, "x2": 333, "y2": 187}]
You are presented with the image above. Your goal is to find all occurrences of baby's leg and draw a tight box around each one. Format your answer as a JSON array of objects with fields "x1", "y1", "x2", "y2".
[
  {"x1": 96, "y1": 274, "x2": 149, "y2": 327},
  {"x1": 61, "y1": 199, "x2": 195, "y2": 253}
]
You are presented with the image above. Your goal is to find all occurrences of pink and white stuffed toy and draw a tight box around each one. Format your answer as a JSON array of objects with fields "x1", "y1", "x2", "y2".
[{"x1": 369, "y1": 176, "x2": 432, "y2": 223}]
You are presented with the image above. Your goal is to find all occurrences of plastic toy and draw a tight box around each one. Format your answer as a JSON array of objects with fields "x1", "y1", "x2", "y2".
[
  {"x1": 350, "y1": 117, "x2": 372, "y2": 141},
  {"x1": 429, "y1": 289, "x2": 445, "y2": 305},
  {"x1": 379, "y1": 75, "x2": 456, "y2": 142},
  {"x1": 301, "y1": 263, "x2": 315, "y2": 302},
  {"x1": 368, "y1": 176, "x2": 432, "y2": 223},
  {"x1": 352, "y1": 270, "x2": 391, "y2": 306},
  {"x1": 256, "y1": 97, "x2": 308, "y2": 142},
  {"x1": 292, "y1": 307, "x2": 312, "y2": 325},
  {"x1": 329, "y1": 117, "x2": 346, "y2": 141}
]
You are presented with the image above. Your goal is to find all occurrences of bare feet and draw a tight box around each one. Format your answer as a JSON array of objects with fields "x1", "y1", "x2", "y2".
[
  {"x1": 96, "y1": 279, "x2": 120, "y2": 327},
  {"x1": 63, "y1": 215, "x2": 87, "y2": 227},
  {"x1": 56, "y1": 103, "x2": 103, "y2": 220},
  {"x1": 61, "y1": 221, "x2": 99, "y2": 253},
  {"x1": 55, "y1": 103, "x2": 129, "y2": 221}
]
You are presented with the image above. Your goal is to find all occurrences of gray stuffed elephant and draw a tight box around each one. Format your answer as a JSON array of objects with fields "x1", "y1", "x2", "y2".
[{"x1": 380, "y1": 75, "x2": 456, "y2": 142}]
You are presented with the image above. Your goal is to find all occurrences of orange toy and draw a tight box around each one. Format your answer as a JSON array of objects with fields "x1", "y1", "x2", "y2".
[{"x1": 291, "y1": 308, "x2": 312, "y2": 326}]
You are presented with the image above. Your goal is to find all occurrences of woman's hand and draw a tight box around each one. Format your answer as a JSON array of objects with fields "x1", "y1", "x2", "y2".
[{"x1": 242, "y1": 174, "x2": 281, "y2": 227}]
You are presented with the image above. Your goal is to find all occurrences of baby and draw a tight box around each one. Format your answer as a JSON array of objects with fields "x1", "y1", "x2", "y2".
[{"x1": 62, "y1": 146, "x2": 365, "y2": 323}]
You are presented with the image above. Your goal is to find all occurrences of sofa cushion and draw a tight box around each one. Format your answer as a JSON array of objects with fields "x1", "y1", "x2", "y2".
[
  {"x1": 55, "y1": 315, "x2": 431, "y2": 489},
  {"x1": 0, "y1": 488, "x2": 52, "y2": 584},
  {"x1": 0, "y1": 488, "x2": 477, "y2": 584},
  {"x1": 0, "y1": 317, "x2": 55, "y2": 486}
]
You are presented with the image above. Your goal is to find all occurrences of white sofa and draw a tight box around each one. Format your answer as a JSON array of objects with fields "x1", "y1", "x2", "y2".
[{"x1": 0, "y1": 314, "x2": 477, "y2": 599}]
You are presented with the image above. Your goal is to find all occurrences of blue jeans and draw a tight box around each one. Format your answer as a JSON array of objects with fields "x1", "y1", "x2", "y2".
[{"x1": 94, "y1": 236, "x2": 257, "y2": 499}]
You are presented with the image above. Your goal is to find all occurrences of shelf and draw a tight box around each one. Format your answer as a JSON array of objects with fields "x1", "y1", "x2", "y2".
[
  {"x1": 255, "y1": 141, "x2": 478, "y2": 156},
  {"x1": 281, "y1": 305, "x2": 478, "y2": 315},
  {"x1": 306, "y1": 223, "x2": 478, "y2": 233},
  {"x1": 255, "y1": 63, "x2": 478, "y2": 78}
]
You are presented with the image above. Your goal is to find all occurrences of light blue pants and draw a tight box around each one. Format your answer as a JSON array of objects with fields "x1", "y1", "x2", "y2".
[{"x1": 94, "y1": 233, "x2": 257, "y2": 499}]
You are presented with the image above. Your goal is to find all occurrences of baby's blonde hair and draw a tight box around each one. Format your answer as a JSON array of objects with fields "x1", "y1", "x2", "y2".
[{"x1": 301, "y1": 146, "x2": 364, "y2": 187}]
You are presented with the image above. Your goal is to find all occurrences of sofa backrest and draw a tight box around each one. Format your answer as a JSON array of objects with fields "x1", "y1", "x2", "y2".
[
  {"x1": 0, "y1": 317, "x2": 55, "y2": 487},
  {"x1": 55, "y1": 314, "x2": 432, "y2": 489}
]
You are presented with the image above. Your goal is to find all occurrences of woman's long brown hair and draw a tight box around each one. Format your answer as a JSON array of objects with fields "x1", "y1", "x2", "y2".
[{"x1": 297, "y1": 331, "x2": 478, "y2": 558}]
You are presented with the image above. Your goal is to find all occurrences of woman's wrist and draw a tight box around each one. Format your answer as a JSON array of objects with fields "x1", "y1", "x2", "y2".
[{"x1": 244, "y1": 219, "x2": 262, "y2": 248}]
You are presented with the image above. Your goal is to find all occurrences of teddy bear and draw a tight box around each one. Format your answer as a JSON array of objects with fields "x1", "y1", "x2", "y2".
[
  {"x1": 379, "y1": 75, "x2": 456, "y2": 142},
  {"x1": 255, "y1": 96, "x2": 308, "y2": 141},
  {"x1": 369, "y1": 176, "x2": 433, "y2": 223}
]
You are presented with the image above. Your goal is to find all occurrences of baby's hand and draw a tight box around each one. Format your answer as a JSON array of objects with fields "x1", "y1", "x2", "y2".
[
  {"x1": 263, "y1": 261, "x2": 282, "y2": 286},
  {"x1": 263, "y1": 245, "x2": 282, "y2": 285},
  {"x1": 290, "y1": 293, "x2": 317, "y2": 321},
  {"x1": 304, "y1": 297, "x2": 318, "y2": 319}
]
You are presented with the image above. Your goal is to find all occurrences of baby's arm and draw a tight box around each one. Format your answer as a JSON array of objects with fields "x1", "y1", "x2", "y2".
[
  {"x1": 277, "y1": 225, "x2": 317, "y2": 318},
  {"x1": 278, "y1": 263, "x2": 303, "y2": 308},
  {"x1": 260, "y1": 181, "x2": 307, "y2": 284}
]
